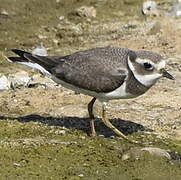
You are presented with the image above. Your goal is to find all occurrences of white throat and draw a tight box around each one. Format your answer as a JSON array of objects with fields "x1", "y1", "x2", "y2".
[{"x1": 128, "y1": 57, "x2": 162, "y2": 87}]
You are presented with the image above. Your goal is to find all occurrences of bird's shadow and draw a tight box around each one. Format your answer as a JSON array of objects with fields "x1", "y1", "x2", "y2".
[{"x1": 0, "y1": 114, "x2": 151, "y2": 137}]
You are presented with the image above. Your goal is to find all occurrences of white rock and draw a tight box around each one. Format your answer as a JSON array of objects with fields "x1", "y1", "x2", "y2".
[
  {"x1": 122, "y1": 147, "x2": 171, "y2": 161},
  {"x1": 29, "y1": 74, "x2": 58, "y2": 88},
  {"x1": 75, "y1": 6, "x2": 96, "y2": 18},
  {"x1": 0, "y1": 9, "x2": 9, "y2": 16},
  {"x1": 9, "y1": 71, "x2": 31, "y2": 89},
  {"x1": 32, "y1": 43, "x2": 47, "y2": 56},
  {"x1": 141, "y1": 147, "x2": 171, "y2": 159},
  {"x1": 58, "y1": 16, "x2": 64, "y2": 21},
  {"x1": 142, "y1": 1, "x2": 159, "y2": 17},
  {"x1": 37, "y1": 35, "x2": 47, "y2": 39},
  {"x1": 78, "y1": 174, "x2": 84, "y2": 177},
  {"x1": 0, "y1": 75, "x2": 11, "y2": 90}
]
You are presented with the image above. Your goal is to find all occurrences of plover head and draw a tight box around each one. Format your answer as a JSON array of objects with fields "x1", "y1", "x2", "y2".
[{"x1": 128, "y1": 50, "x2": 174, "y2": 87}]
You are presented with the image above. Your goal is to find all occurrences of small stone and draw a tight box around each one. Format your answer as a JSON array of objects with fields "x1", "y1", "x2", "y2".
[
  {"x1": 122, "y1": 153, "x2": 131, "y2": 161},
  {"x1": 37, "y1": 35, "x2": 47, "y2": 39},
  {"x1": 75, "y1": 6, "x2": 96, "y2": 18},
  {"x1": 122, "y1": 147, "x2": 142, "y2": 161},
  {"x1": 59, "y1": 16, "x2": 65, "y2": 21},
  {"x1": 9, "y1": 71, "x2": 31, "y2": 89},
  {"x1": 142, "y1": 1, "x2": 159, "y2": 17},
  {"x1": 80, "y1": 136, "x2": 86, "y2": 139},
  {"x1": 29, "y1": 74, "x2": 58, "y2": 88},
  {"x1": 56, "y1": 23, "x2": 83, "y2": 39},
  {"x1": 78, "y1": 174, "x2": 84, "y2": 177},
  {"x1": 32, "y1": 43, "x2": 47, "y2": 56},
  {"x1": 122, "y1": 147, "x2": 171, "y2": 161},
  {"x1": 0, "y1": 75, "x2": 11, "y2": 90},
  {"x1": 13, "y1": 99, "x2": 18, "y2": 103},
  {"x1": 141, "y1": 147, "x2": 171, "y2": 159},
  {"x1": 0, "y1": 9, "x2": 9, "y2": 16},
  {"x1": 13, "y1": 162, "x2": 21, "y2": 167},
  {"x1": 55, "y1": 130, "x2": 66, "y2": 135}
]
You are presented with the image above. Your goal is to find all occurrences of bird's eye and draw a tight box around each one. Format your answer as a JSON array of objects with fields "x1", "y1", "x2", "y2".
[{"x1": 143, "y1": 62, "x2": 153, "y2": 70}]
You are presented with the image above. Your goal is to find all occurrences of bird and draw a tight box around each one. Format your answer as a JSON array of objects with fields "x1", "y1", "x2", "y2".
[{"x1": 7, "y1": 46, "x2": 174, "y2": 143}]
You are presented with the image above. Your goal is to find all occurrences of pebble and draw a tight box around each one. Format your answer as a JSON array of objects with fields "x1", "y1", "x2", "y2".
[
  {"x1": 75, "y1": 6, "x2": 96, "y2": 18},
  {"x1": 141, "y1": 147, "x2": 171, "y2": 159},
  {"x1": 78, "y1": 174, "x2": 84, "y2": 177},
  {"x1": 32, "y1": 43, "x2": 47, "y2": 56},
  {"x1": 54, "y1": 130, "x2": 66, "y2": 135},
  {"x1": 29, "y1": 74, "x2": 58, "y2": 88},
  {"x1": 8, "y1": 71, "x2": 31, "y2": 89},
  {"x1": 37, "y1": 35, "x2": 47, "y2": 40},
  {"x1": 13, "y1": 162, "x2": 21, "y2": 167},
  {"x1": 122, "y1": 147, "x2": 171, "y2": 161},
  {"x1": 142, "y1": 1, "x2": 159, "y2": 17},
  {"x1": 58, "y1": 16, "x2": 65, "y2": 21},
  {"x1": 0, "y1": 75, "x2": 11, "y2": 90},
  {"x1": 56, "y1": 23, "x2": 83, "y2": 39},
  {"x1": 0, "y1": 71, "x2": 60, "y2": 90},
  {"x1": 0, "y1": 9, "x2": 9, "y2": 16}
]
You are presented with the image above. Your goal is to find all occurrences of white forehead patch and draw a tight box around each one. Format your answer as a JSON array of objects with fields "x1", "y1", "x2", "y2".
[
  {"x1": 128, "y1": 57, "x2": 162, "y2": 87},
  {"x1": 135, "y1": 58, "x2": 154, "y2": 65}
]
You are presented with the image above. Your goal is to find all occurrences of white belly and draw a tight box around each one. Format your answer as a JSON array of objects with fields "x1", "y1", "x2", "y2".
[
  {"x1": 52, "y1": 76, "x2": 137, "y2": 101},
  {"x1": 103, "y1": 82, "x2": 138, "y2": 100}
]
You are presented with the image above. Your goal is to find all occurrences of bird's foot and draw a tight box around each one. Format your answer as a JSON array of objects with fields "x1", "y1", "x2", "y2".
[{"x1": 90, "y1": 131, "x2": 97, "y2": 137}]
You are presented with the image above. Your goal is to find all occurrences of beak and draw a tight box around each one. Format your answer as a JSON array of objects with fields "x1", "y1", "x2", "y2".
[{"x1": 160, "y1": 69, "x2": 174, "y2": 80}]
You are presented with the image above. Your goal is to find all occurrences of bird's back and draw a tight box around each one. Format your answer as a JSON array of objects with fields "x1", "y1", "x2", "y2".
[
  {"x1": 61, "y1": 46, "x2": 129, "y2": 67},
  {"x1": 51, "y1": 47, "x2": 131, "y2": 93}
]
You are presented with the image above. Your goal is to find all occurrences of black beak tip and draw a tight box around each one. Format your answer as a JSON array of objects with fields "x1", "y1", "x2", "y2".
[
  {"x1": 166, "y1": 72, "x2": 175, "y2": 80},
  {"x1": 162, "y1": 69, "x2": 174, "y2": 80}
]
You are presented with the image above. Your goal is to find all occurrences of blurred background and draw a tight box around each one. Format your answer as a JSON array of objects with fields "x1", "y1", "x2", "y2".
[{"x1": 0, "y1": 0, "x2": 181, "y2": 71}]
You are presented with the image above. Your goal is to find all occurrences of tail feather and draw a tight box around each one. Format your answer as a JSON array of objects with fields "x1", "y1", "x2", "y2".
[
  {"x1": 24, "y1": 53, "x2": 58, "y2": 69},
  {"x1": 11, "y1": 49, "x2": 31, "y2": 59},
  {"x1": 8, "y1": 56, "x2": 27, "y2": 63},
  {"x1": 8, "y1": 49, "x2": 60, "y2": 75}
]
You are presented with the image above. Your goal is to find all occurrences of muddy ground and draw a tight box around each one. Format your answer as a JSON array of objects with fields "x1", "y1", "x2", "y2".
[{"x1": 0, "y1": 0, "x2": 181, "y2": 179}]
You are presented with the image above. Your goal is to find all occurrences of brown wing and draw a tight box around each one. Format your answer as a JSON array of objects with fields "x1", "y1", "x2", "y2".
[{"x1": 51, "y1": 47, "x2": 131, "y2": 92}]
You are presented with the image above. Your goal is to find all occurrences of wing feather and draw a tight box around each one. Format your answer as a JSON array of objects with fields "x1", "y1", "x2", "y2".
[{"x1": 51, "y1": 47, "x2": 130, "y2": 92}]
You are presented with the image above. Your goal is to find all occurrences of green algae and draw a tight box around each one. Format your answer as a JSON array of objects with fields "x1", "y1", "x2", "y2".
[{"x1": 0, "y1": 119, "x2": 180, "y2": 180}]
